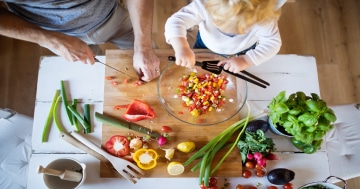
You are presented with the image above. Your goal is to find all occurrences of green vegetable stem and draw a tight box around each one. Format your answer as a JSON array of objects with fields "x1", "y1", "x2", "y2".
[
  {"x1": 61, "y1": 80, "x2": 74, "y2": 125},
  {"x1": 67, "y1": 105, "x2": 91, "y2": 133},
  {"x1": 42, "y1": 90, "x2": 60, "y2": 142},
  {"x1": 183, "y1": 102, "x2": 266, "y2": 187},
  {"x1": 71, "y1": 99, "x2": 81, "y2": 132}
]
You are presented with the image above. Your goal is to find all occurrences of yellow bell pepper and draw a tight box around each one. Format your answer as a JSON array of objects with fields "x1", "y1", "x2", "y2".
[{"x1": 133, "y1": 148, "x2": 158, "y2": 170}]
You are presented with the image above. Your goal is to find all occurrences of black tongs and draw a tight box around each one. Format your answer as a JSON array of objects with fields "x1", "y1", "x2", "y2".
[{"x1": 168, "y1": 56, "x2": 270, "y2": 88}]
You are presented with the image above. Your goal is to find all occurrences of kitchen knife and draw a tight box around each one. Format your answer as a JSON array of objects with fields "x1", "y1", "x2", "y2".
[
  {"x1": 94, "y1": 58, "x2": 137, "y2": 79},
  {"x1": 95, "y1": 112, "x2": 162, "y2": 139}
]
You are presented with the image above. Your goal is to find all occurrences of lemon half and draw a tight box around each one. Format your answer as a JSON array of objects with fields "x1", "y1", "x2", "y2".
[{"x1": 167, "y1": 162, "x2": 185, "y2": 176}]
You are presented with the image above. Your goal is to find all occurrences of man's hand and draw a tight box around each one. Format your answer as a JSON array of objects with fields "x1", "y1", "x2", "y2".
[
  {"x1": 43, "y1": 32, "x2": 96, "y2": 65},
  {"x1": 0, "y1": 7, "x2": 95, "y2": 65},
  {"x1": 133, "y1": 48, "x2": 160, "y2": 82}
]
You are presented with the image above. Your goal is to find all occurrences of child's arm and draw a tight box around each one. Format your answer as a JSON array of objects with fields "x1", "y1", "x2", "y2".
[{"x1": 168, "y1": 37, "x2": 196, "y2": 68}]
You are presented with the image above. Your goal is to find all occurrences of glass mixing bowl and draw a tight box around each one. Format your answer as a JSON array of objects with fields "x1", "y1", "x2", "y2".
[{"x1": 157, "y1": 58, "x2": 248, "y2": 126}]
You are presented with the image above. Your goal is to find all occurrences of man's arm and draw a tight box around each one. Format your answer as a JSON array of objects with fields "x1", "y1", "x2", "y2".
[
  {"x1": 126, "y1": 0, "x2": 160, "y2": 82},
  {"x1": 0, "y1": 7, "x2": 95, "y2": 64}
]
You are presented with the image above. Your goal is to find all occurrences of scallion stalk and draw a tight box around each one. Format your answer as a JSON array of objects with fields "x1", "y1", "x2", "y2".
[
  {"x1": 53, "y1": 95, "x2": 67, "y2": 133},
  {"x1": 61, "y1": 80, "x2": 74, "y2": 125},
  {"x1": 41, "y1": 90, "x2": 60, "y2": 142},
  {"x1": 83, "y1": 104, "x2": 91, "y2": 133},
  {"x1": 185, "y1": 101, "x2": 267, "y2": 187},
  {"x1": 71, "y1": 99, "x2": 81, "y2": 132},
  {"x1": 67, "y1": 105, "x2": 91, "y2": 133}
]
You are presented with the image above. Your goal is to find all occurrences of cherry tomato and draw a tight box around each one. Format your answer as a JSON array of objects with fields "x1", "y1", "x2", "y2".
[
  {"x1": 209, "y1": 177, "x2": 217, "y2": 186},
  {"x1": 245, "y1": 160, "x2": 255, "y2": 169},
  {"x1": 236, "y1": 184, "x2": 245, "y2": 189},
  {"x1": 161, "y1": 125, "x2": 172, "y2": 133},
  {"x1": 268, "y1": 186, "x2": 278, "y2": 189},
  {"x1": 255, "y1": 163, "x2": 264, "y2": 170},
  {"x1": 255, "y1": 169, "x2": 266, "y2": 177},
  {"x1": 242, "y1": 169, "x2": 252, "y2": 178},
  {"x1": 283, "y1": 183, "x2": 293, "y2": 189},
  {"x1": 200, "y1": 182, "x2": 206, "y2": 189}
]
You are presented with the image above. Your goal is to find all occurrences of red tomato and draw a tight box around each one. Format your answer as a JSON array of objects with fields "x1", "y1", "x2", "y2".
[
  {"x1": 209, "y1": 177, "x2": 217, "y2": 186},
  {"x1": 236, "y1": 185, "x2": 245, "y2": 189},
  {"x1": 200, "y1": 182, "x2": 206, "y2": 189},
  {"x1": 255, "y1": 169, "x2": 266, "y2": 177},
  {"x1": 105, "y1": 135, "x2": 130, "y2": 157},
  {"x1": 268, "y1": 186, "x2": 278, "y2": 189},
  {"x1": 255, "y1": 163, "x2": 263, "y2": 170},
  {"x1": 161, "y1": 126, "x2": 172, "y2": 133},
  {"x1": 242, "y1": 170, "x2": 252, "y2": 178},
  {"x1": 283, "y1": 183, "x2": 293, "y2": 189},
  {"x1": 245, "y1": 160, "x2": 255, "y2": 169}
]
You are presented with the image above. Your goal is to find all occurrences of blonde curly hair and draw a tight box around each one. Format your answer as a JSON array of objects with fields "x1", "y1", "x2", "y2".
[{"x1": 205, "y1": 0, "x2": 281, "y2": 34}]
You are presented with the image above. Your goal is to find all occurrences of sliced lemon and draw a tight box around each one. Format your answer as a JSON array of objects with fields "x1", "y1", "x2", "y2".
[{"x1": 167, "y1": 162, "x2": 185, "y2": 176}]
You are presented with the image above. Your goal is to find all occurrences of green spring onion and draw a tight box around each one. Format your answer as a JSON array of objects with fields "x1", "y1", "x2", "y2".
[
  {"x1": 42, "y1": 90, "x2": 60, "y2": 142},
  {"x1": 61, "y1": 80, "x2": 74, "y2": 125}
]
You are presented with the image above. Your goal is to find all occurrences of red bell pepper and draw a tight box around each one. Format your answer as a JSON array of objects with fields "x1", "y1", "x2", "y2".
[
  {"x1": 105, "y1": 135, "x2": 130, "y2": 157},
  {"x1": 114, "y1": 99, "x2": 156, "y2": 122}
]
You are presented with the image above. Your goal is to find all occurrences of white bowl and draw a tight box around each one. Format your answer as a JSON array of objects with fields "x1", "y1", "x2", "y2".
[{"x1": 43, "y1": 158, "x2": 86, "y2": 189}]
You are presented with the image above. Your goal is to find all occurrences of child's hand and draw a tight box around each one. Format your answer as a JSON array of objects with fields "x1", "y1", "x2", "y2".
[
  {"x1": 174, "y1": 48, "x2": 196, "y2": 68},
  {"x1": 217, "y1": 55, "x2": 253, "y2": 73},
  {"x1": 169, "y1": 37, "x2": 196, "y2": 68}
]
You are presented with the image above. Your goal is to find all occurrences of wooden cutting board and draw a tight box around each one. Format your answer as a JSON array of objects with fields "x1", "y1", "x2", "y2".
[{"x1": 100, "y1": 49, "x2": 243, "y2": 178}]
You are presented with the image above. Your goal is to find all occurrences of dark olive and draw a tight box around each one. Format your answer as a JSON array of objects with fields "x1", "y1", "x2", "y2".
[
  {"x1": 245, "y1": 119, "x2": 269, "y2": 133},
  {"x1": 267, "y1": 168, "x2": 295, "y2": 185}
]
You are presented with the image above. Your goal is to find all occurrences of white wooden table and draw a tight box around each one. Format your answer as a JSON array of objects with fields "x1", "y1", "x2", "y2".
[{"x1": 28, "y1": 54, "x2": 331, "y2": 189}]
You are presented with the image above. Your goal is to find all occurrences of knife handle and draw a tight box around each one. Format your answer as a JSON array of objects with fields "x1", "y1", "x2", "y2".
[{"x1": 168, "y1": 56, "x2": 176, "y2": 61}]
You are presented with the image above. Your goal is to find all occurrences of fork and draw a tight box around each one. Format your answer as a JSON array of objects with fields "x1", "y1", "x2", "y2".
[
  {"x1": 168, "y1": 56, "x2": 270, "y2": 88},
  {"x1": 70, "y1": 131, "x2": 145, "y2": 184}
]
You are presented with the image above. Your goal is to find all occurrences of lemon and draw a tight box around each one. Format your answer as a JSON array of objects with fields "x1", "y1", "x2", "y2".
[
  {"x1": 177, "y1": 141, "x2": 195, "y2": 153},
  {"x1": 167, "y1": 162, "x2": 185, "y2": 175}
]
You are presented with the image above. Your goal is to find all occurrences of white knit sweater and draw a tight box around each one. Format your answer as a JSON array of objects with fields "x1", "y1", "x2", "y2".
[{"x1": 165, "y1": 0, "x2": 287, "y2": 66}]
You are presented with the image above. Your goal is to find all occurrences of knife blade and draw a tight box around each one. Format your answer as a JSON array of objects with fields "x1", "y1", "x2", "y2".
[
  {"x1": 94, "y1": 58, "x2": 137, "y2": 79},
  {"x1": 95, "y1": 112, "x2": 162, "y2": 139}
]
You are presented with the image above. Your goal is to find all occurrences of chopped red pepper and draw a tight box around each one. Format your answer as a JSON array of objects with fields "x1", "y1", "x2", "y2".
[
  {"x1": 105, "y1": 135, "x2": 130, "y2": 157},
  {"x1": 114, "y1": 99, "x2": 156, "y2": 122}
]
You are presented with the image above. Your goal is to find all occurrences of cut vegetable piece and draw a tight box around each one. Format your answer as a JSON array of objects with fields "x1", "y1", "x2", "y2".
[
  {"x1": 105, "y1": 135, "x2": 130, "y2": 157},
  {"x1": 83, "y1": 104, "x2": 91, "y2": 133},
  {"x1": 42, "y1": 90, "x2": 60, "y2": 142},
  {"x1": 60, "y1": 80, "x2": 73, "y2": 125},
  {"x1": 71, "y1": 99, "x2": 80, "y2": 132},
  {"x1": 67, "y1": 105, "x2": 91, "y2": 133},
  {"x1": 121, "y1": 99, "x2": 156, "y2": 122},
  {"x1": 133, "y1": 148, "x2": 158, "y2": 170},
  {"x1": 53, "y1": 95, "x2": 66, "y2": 133},
  {"x1": 167, "y1": 162, "x2": 185, "y2": 175}
]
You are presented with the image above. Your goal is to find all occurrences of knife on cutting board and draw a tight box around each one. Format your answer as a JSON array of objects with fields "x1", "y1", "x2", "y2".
[{"x1": 95, "y1": 112, "x2": 162, "y2": 139}]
